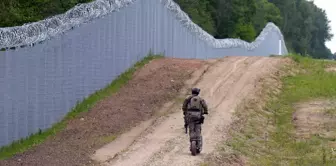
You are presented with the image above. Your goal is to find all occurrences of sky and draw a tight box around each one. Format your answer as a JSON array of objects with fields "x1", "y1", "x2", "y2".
[{"x1": 313, "y1": 0, "x2": 336, "y2": 53}]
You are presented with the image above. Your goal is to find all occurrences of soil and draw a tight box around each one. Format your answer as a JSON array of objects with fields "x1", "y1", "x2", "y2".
[
  {"x1": 92, "y1": 56, "x2": 287, "y2": 166},
  {"x1": 293, "y1": 100, "x2": 336, "y2": 140},
  {"x1": 325, "y1": 67, "x2": 336, "y2": 72},
  {"x1": 0, "y1": 58, "x2": 204, "y2": 166}
]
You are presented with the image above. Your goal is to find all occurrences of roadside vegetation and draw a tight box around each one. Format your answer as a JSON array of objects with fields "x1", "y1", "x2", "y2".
[
  {"x1": 215, "y1": 54, "x2": 336, "y2": 165},
  {"x1": 0, "y1": 53, "x2": 163, "y2": 160}
]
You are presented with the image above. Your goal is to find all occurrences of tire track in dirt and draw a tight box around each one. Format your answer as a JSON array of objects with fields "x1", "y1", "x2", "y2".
[
  {"x1": 93, "y1": 56, "x2": 285, "y2": 166},
  {"x1": 139, "y1": 57, "x2": 266, "y2": 166},
  {"x1": 90, "y1": 60, "x2": 219, "y2": 164}
]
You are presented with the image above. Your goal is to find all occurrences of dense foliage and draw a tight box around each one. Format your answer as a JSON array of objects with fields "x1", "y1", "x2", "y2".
[
  {"x1": 0, "y1": 0, "x2": 92, "y2": 27},
  {"x1": 0, "y1": 0, "x2": 333, "y2": 58},
  {"x1": 176, "y1": 0, "x2": 333, "y2": 59}
]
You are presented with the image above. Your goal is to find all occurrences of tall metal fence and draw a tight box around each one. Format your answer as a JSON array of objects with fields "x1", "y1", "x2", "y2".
[{"x1": 0, "y1": 0, "x2": 288, "y2": 147}]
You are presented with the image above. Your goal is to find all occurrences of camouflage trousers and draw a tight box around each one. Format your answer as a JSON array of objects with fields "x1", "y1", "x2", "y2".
[
  {"x1": 184, "y1": 113, "x2": 203, "y2": 151},
  {"x1": 188, "y1": 120, "x2": 202, "y2": 141}
]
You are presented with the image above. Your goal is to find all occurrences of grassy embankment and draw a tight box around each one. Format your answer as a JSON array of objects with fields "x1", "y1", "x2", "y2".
[
  {"x1": 205, "y1": 54, "x2": 336, "y2": 166},
  {"x1": 233, "y1": 54, "x2": 336, "y2": 165},
  {"x1": 0, "y1": 54, "x2": 163, "y2": 160}
]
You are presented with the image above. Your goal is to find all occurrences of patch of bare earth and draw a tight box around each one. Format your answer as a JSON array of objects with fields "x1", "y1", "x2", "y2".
[
  {"x1": 325, "y1": 67, "x2": 336, "y2": 72},
  {"x1": 0, "y1": 58, "x2": 205, "y2": 166},
  {"x1": 324, "y1": 63, "x2": 336, "y2": 72},
  {"x1": 293, "y1": 100, "x2": 336, "y2": 144}
]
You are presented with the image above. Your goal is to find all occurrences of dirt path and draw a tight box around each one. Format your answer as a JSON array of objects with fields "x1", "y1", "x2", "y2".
[{"x1": 92, "y1": 56, "x2": 285, "y2": 166}]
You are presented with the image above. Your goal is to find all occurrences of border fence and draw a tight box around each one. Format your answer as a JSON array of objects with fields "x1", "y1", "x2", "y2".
[{"x1": 0, "y1": 0, "x2": 288, "y2": 147}]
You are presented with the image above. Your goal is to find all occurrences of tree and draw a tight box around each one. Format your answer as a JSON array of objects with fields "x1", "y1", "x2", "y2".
[
  {"x1": 269, "y1": 0, "x2": 333, "y2": 58},
  {"x1": 0, "y1": 0, "x2": 92, "y2": 27},
  {"x1": 213, "y1": 0, "x2": 257, "y2": 41},
  {"x1": 253, "y1": 0, "x2": 283, "y2": 34},
  {"x1": 174, "y1": 0, "x2": 216, "y2": 35}
]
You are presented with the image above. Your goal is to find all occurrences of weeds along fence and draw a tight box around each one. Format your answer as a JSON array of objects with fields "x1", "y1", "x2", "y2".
[{"x1": 0, "y1": 0, "x2": 288, "y2": 147}]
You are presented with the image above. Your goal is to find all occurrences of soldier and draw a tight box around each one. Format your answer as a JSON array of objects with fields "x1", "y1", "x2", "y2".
[{"x1": 182, "y1": 87, "x2": 208, "y2": 153}]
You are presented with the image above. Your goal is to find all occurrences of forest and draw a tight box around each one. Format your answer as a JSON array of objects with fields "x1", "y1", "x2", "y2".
[{"x1": 0, "y1": 0, "x2": 333, "y2": 59}]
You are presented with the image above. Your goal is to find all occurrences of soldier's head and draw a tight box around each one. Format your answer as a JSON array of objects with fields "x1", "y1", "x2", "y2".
[{"x1": 191, "y1": 88, "x2": 200, "y2": 96}]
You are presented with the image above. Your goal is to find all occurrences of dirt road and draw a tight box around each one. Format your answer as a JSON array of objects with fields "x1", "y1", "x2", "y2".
[{"x1": 92, "y1": 56, "x2": 285, "y2": 166}]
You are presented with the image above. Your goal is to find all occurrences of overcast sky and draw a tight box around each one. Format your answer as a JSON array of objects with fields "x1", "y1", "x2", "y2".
[{"x1": 313, "y1": 0, "x2": 335, "y2": 53}]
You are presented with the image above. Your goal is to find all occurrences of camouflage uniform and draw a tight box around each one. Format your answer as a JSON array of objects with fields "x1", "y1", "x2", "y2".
[
  {"x1": 182, "y1": 94, "x2": 209, "y2": 124},
  {"x1": 182, "y1": 94, "x2": 208, "y2": 151}
]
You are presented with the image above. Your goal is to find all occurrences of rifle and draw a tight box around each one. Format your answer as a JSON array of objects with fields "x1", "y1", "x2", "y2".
[{"x1": 185, "y1": 124, "x2": 188, "y2": 134}]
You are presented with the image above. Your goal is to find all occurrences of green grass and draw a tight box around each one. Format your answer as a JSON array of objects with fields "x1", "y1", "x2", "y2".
[
  {"x1": 0, "y1": 53, "x2": 163, "y2": 160},
  {"x1": 98, "y1": 135, "x2": 118, "y2": 144},
  {"x1": 227, "y1": 54, "x2": 336, "y2": 165}
]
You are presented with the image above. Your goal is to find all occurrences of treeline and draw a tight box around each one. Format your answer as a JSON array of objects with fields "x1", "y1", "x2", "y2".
[
  {"x1": 0, "y1": 0, "x2": 92, "y2": 27},
  {"x1": 175, "y1": 0, "x2": 333, "y2": 59},
  {"x1": 0, "y1": 0, "x2": 333, "y2": 58}
]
